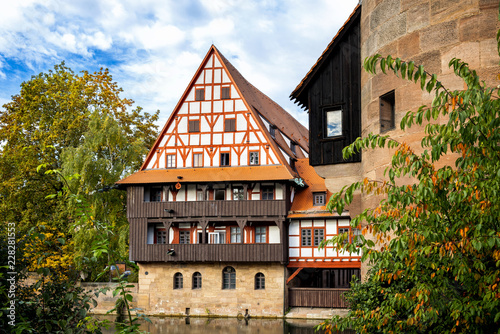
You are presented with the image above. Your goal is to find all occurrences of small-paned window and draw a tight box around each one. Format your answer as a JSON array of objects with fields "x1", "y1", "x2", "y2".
[
  {"x1": 301, "y1": 229, "x2": 312, "y2": 246},
  {"x1": 179, "y1": 230, "x2": 190, "y2": 244},
  {"x1": 166, "y1": 154, "x2": 176, "y2": 168},
  {"x1": 339, "y1": 227, "x2": 350, "y2": 244},
  {"x1": 255, "y1": 272, "x2": 265, "y2": 290},
  {"x1": 214, "y1": 189, "x2": 225, "y2": 200},
  {"x1": 209, "y1": 231, "x2": 226, "y2": 244},
  {"x1": 380, "y1": 90, "x2": 395, "y2": 132},
  {"x1": 156, "y1": 227, "x2": 167, "y2": 244},
  {"x1": 221, "y1": 86, "x2": 230, "y2": 99},
  {"x1": 249, "y1": 151, "x2": 259, "y2": 165},
  {"x1": 353, "y1": 228, "x2": 362, "y2": 245},
  {"x1": 313, "y1": 192, "x2": 326, "y2": 206},
  {"x1": 193, "y1": 153, "x2": 203, "y2": 167},
  {"x1": 189, "y1": 120, "x2": 200, "y2": 133},
  {"x1": 224, "y1": 118, "x2": 236, "y2": 132},
  {"x1": 255, "y1": 226, "x2": 266, "y2": 243},
  {"x1": 325, "y1": 109, "x2": 342, "y2": 137},
  {"x1": 220, "y1": 153, "x2": 230, "y2": 166},
  {"x1": 222, "y1": 266, "x2": 236, "y2": 289},
  {"x1": 195, "y1": 88, "x2": 205, "y2": 101},
  {"x1": 174, "y1": 272, "x2": 183, "y2": 289},
  {"x1": 230, "y1": 227, "x2": 241, "y2": 243},
  {"x1": 149, "y1": 186, "x2": 162, "y2": 202},
  {"x1": 233, "y1": 187, "x2": 244, "y2": 200},
  {"x1": 261, "y1": 186, "x2": 274, "y2": 200},
  {"x1": 314, "y1": 229, "x2": 324, "y2": 247},
  {"x1": 192, "y1": 272, "x2": 202, "y2": 289}
]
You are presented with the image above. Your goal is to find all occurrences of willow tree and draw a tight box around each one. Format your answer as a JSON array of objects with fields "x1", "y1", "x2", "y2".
[
  {"x1": 319, "y1": 34, "x2": 500, "y2": 334},
  {"x1": 0, "y1": 63, "x2": 158, "y2": 273}
]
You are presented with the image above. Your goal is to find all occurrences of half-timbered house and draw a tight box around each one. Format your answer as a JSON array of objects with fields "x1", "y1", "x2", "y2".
[{"x1": 117, "y1": 45, "x2": 362, "y2": 316}]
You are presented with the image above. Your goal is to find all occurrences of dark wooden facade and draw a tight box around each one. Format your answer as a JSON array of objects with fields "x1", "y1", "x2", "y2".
[
  {"x1": 127, "y1": 186, "x2": 289, "y2": 263},
  {"x1": 129, "y1": 242, "x2": 285, "y2": 263},
  {"x1": 291, "y1": 6, "x2": 361, "y2": 166},
  {"x1": 288, "y1": 288, "x2": 349, "y2": 308},
  {"x1": 126, "y1": 186, "x2": 287, "y2": 218}
]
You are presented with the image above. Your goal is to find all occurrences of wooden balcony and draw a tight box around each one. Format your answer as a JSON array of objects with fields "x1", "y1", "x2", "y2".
[
  {"x1": 288, "y1": 288, "x2": 349, "y2": 308},
  {"x1": 130, "y1": 243, "x2": 286, "y2": 263},
  {"x1": 127, "y1": 199, "x2": 287, "y2": 219}
]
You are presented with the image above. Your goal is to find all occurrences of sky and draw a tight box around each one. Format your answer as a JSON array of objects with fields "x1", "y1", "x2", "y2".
[{"x1": 0, "y1": 0, "x2": 360, "y2": 128}]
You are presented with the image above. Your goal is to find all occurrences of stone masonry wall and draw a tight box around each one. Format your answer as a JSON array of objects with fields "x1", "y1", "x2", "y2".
[
  {"x1": 138, "y1": 262, "x2": 285, "y2": 317},
  {"x1": 357, "y1": 0, "x2": 500, "y2": 278},
  {"x1": 313, "y1": 0, "x2": 500, "y2": 281}
]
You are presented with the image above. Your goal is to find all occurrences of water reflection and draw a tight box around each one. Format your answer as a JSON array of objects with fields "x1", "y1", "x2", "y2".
[{"x1": 98, "y1": 315, "x2": 354, "y2": 334}]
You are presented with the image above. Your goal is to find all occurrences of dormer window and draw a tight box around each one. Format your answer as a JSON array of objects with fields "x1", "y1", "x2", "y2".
[
  {"x1": 291, "y1": 142, "x2": 296, "y2": 154},
  {"x1": 313, "y1": 192, "x2": 326, "y2": 206}
]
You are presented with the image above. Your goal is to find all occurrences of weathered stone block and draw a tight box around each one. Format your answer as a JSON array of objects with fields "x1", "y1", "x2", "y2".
[
  {"x1": 420, "y1": 21, "x2": 459, "y2": 52},
  {"x1": 407, "y1": 2, "x2": 430, "y2": 33},
  {"x1": 370, "y1": 0, "x2": 401, "y2": 31},
  {"x1": 398, "y1": 31, "x2": 421, "y2": 60}
]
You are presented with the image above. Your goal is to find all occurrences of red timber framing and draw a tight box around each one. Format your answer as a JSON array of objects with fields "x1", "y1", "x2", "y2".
[
  {"x1": 288, "y1": 218, "x2": 361, "y2": 268},
  {"x1": 139, "y1": 45, "x2": 296, "y2": 172}
]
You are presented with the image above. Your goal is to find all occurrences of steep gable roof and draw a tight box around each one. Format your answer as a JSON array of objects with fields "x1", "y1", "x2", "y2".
[{"x1": 118, "y1": 45, "x2": 308, "y2": 185}]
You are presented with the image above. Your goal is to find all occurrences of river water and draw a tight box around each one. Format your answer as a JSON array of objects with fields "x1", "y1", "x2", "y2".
[{"x1": 99, "y1": 316, "x2": 354, "y2": 333}]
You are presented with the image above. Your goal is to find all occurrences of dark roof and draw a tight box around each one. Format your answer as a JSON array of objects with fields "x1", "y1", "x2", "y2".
[
  {"x1": 216, "y1": 47, "x2": 309, "y2": 155},
  {"x1": 290, "y1": 4, "x2": 361, "y2": 109}
]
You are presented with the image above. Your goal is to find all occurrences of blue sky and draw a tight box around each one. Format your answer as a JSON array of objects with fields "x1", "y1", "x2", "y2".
[{"x1": 0, "y1": 0, "x2": 359, "y2": 127}]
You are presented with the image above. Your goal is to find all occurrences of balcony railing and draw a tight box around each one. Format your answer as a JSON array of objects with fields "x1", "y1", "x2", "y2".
[
  {"x1": 130, "y1": 243, "x2": 286, "y2": 263},
  {"x1": 288, "y1": 288, "x2": 350, "y2": 308},
  {"x1": 127, "y1": 199, "x2": 287, "y2": 219}
]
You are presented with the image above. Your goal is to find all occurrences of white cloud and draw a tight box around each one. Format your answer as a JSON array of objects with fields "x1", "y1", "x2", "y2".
[{"x1": 0, "y1": 0, "x2": 360, "y2": 129}]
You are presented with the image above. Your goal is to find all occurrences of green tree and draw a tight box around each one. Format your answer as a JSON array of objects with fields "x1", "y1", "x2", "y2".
[
  {"x1": 0, "y1": 63, "x2": 158, "y2": 278},
  {"x1": 319, "y1": 30, "x2": 500, "y2": 334},
  {"x1": 0, "y1": 63, "x2": 158, "y2": 235},
  {"x1": 61, "y1": 111, "x2": 146, "y2": 277}
]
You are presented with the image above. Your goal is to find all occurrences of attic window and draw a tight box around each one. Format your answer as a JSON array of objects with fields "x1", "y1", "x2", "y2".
[
  {"x1": 380, "y1": 90, "x2": 395, "y2": 132},
  {"x1": 189, "y1": 120, "x2": 200, "y2": 133},
  {"x1": 224, "y1": 118, "x2": 236, "y2": 132},
  {"x1": 221, "y1": 86, "x2": 230, "y2": 99},
  {"x1": 220, "y1": 153, "x2": 230, "y2": 166},
  {"x1": 325, "y1": 109, "x2": 342, "y2": 138},
  {"x1": 313, "y1": 192, "x2": 326, "y2": 206},
  {"x1": 291, "y1": 142, "x2": 296, "y2": 154},
  {"x1": 195, "y1": 88, "x2": 205, "y2": 101}
]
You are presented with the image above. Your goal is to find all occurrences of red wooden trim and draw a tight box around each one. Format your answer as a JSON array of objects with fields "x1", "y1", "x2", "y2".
[
  {"x1": 287, "y1": 261, "x2": 361, "y2": 268},
  {"x1": 286, "y1": 267, "x2": 303, "y2": 284}
]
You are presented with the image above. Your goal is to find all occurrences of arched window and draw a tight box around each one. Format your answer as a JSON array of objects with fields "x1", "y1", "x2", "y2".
[
  {"x1": 255, "y1": 272, "x2": 265, "y2": 290},
  {"x1": 173, "y1": 272, "x2": 183, "y2": 289},
  {"x1": 192, "y1": 272, "x2": 202, "y2": 289},
  {"x1": 222, "y1": 266, "x2": 236, "y2": 289}
]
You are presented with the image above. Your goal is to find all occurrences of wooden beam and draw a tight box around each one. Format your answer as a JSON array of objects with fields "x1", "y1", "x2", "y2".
[{"x1": 286, "y1": 267, "x2": 303, "y2": 285}]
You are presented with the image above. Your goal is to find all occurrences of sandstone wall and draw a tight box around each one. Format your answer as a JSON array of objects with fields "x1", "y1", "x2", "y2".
[{"x1": 138, "y1": 262, "x2": 285, "y2": 317}]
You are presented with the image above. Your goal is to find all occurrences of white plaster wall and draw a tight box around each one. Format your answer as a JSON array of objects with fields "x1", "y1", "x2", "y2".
[
  {"x1": 186, "y1": 185, "x2": 196, "y2": 201},
  {"x1": 289, "y1": 248, "x2": 299, "y2": 257},
  {"x1": 338, "y1": 219, "x2": 350, "y2": 227},
  {"x1": 326, "y1": 220, "x2": 337, "y2": 234},
  {"x1": 301, "y1": 248, "x2": 312, "y2": 257},
  {"x1": 289, "y1": 222, "x2": 299, "y2": 236},
  {"x1": 269, "y1": 226, "x2": 280, "y2": 243},
  {"x1": 275, "y1": 186, "x2": 283, "y2": 200}
]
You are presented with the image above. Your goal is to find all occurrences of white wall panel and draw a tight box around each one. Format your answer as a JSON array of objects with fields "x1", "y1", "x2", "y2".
[{"x1": 269, "y1": 226, "x2": 279, "y2": 243}]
